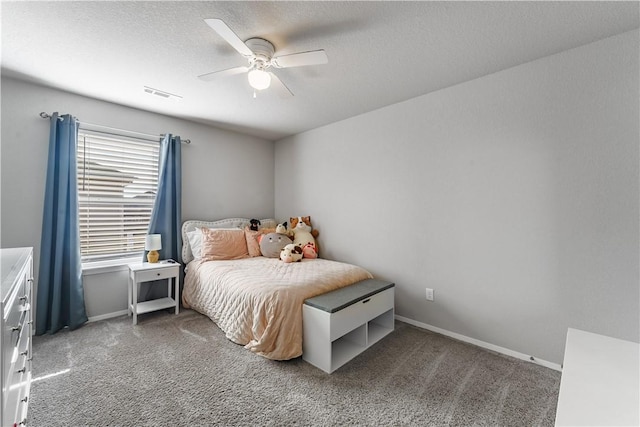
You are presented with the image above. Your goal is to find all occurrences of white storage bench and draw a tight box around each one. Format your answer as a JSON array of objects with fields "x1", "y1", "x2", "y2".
[{"x1": 302, "y1": 279, "x2": 395, "y2": 373}]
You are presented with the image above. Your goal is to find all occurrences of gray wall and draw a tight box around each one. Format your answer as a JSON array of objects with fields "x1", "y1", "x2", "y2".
[
  {"x1": 1, "y1": 77, "x2": 275, "y2": 318},
  {"x1": 274, "y1": 30, "x2": 639, "y2": 364}
]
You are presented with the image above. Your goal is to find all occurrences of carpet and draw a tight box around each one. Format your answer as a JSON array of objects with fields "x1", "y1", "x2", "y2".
[{"x1": 29, "y1": 309, "x2": 560, "y2": 426}]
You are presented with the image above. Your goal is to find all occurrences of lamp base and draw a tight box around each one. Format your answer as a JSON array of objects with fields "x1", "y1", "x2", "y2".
[{"x1": 147, "y1": 250, "x2": 159, "y2": 263}]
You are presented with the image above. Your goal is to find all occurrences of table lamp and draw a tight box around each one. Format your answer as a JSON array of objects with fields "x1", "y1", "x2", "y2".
[{"x1": 145, "y1": 234, "x2": 162, "y2": 263}]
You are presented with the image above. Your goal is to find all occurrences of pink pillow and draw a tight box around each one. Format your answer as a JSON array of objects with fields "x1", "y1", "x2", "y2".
[
  {"x1": 201, "y1": 228, "x2": 249, "y2": 261},
  {"x1": 244, "y1": 227, "x2": 277, "y2": 257},
  {"x1": 244, "y1": 228, "x2": 262, "y2": 257}
]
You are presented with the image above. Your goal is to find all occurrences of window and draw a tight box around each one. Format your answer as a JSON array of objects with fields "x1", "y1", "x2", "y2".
[{"x1": 77, "y1": 130, "x2": 159, "y2": 262}]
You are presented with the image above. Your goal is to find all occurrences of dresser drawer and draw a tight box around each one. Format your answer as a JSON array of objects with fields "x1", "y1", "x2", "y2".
[
  {"x1": 4, "y1": 317, "x2": 29, "y2": 422},
  {"x1": 329, "y1": 288, "x2": 394, "y2": 341},
  {"x1": 5, "y1": 355, "x2": 29, "y2": 426},
  {"x1": 3, "y1": 311, "x2": 28, "y2": 386},
  {"x1": 3, "y1": 289, "x2": 28, "y2": 380},
  {"x1": 135, "y1": 266, "x2": 179, "y2": 283},
  {"x1": 7, "y1": 345, "x2": 29, "y2": 389},
  {"x1": 15, "y1": 319, "x2": 30, "y2": 363}
]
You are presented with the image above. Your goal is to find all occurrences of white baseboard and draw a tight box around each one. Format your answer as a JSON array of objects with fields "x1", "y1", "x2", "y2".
[
  {"x1": 394, "y1": 315, "x2": 562, "y2": 372},
  {"x1": 88, "y1": 310, "x2": 128, "y2": 323}
]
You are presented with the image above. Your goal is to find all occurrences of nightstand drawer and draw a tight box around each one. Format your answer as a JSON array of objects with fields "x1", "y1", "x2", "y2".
[{"x1": 135, "y1": 266, "x2": 179, "y2": 283}]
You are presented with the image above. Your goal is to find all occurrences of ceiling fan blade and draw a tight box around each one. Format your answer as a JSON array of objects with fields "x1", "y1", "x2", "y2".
[
  {"x1": 204, "y1": 18, "x2": 254, "y2": 57},
  {"x1": 271, "y1": 50, "x2": 328, "y2": 68},
  {"x1": 269, "y1": 72, "x2": 294, "y2": 98},
  {"x1": 197, "y1": 66, "x2": 249, "y2": 81}
]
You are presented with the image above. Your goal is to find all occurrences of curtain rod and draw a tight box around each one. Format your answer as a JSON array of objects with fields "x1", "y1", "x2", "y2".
[{"x1": 39, "y1": 112, "x2": 191, "y2": 144}]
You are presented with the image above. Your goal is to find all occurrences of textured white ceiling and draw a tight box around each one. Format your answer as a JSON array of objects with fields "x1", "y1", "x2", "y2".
[{"x1": 2, "y1": 1, "x2": 638, "y2": 140}]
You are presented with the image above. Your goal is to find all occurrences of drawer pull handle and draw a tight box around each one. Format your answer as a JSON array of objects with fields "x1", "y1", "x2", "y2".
[
  {"x1": 20, "y1": 350, "x2": 28, "y2": 356},
  {"x1": 11, "y1": 326, "x2": 20, "y2": 332},
  {"x1": 17, "y1": 366, "x2": 26, "y2": 374},
  {"x1": 27, "y1": 278, "x2": 34, "y2": 283},
  {"x1": 21, "y1": 396, "x2": 28, "y2": 403},
  {"x1": 19, "y1": 296, "x2": 28, "y2": 302},
  {"x1": 26, "y1": 358, "x2": 33, "y2": 362},
  {"x1": 156, "y1": 272, "x2": 161, "y2": 276},
  {"x1": 362, "y1": 298, "x2": 371, "y2": 304},
  {"x1": 20, "y1": 418, "x2": 27, "y2": 425}
]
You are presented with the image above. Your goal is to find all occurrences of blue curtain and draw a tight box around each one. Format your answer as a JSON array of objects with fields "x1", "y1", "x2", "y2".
[
  {"x1": 142, "y1": 134, "x2": 182, "y2": 299},
  {"x1": 36, "y1": 113, "x2": 88, "y2": 335}
]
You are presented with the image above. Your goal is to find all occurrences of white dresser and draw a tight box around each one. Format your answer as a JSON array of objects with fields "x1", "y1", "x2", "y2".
[
  {"x1": 1, "y1": 248, "x2": 33, "y2": 427},
  {"x1": 555, "y1": 328, "x2": 639, "y2": 426}
]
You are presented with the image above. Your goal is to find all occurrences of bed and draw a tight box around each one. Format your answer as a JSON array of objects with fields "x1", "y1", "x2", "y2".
[{"x1": 180, "y1": 218, "x2": 373, "y2": 360}]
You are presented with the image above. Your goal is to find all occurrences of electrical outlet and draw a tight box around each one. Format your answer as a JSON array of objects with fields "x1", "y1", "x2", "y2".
[{"x1": 425, "y1": 288, "x2": 434, "y2": 301}]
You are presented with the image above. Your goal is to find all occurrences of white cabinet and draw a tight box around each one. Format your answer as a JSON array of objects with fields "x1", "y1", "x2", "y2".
[
  {"x1": 303, "y1": 279, "x2": 394, "y2": 373},
  {"x1": 1, "y1": 248, "x2": 33, "y2": 427},
  {"x1": 555, "y1": 328, "x2": 639, "y2": 426}
]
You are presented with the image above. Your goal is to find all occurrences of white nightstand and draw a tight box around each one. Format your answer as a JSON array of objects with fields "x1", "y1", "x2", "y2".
[{"x1": 128, "y1": 260, "x2": 180, "y2": 325}]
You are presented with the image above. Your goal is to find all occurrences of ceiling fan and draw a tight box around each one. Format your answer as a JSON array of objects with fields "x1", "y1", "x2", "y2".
[{"x1": 198, "y1": 18, "x2": 328, "y2": 97}]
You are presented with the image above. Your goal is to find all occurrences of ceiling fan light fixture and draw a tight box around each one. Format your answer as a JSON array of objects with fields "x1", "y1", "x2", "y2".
[
  {"x1": 200, "y1": 19, "x2": 328, "y2": 97},
  {"x1": 248, "y1": 68, "x2": 271, "y2": 90}
]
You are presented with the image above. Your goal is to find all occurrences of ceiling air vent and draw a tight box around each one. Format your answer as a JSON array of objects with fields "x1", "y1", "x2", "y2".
[{"x1": 143, "y1": 86, "x2": 182, "y2": 100}]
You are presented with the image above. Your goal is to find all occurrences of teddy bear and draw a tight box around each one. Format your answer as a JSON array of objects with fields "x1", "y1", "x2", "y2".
[
  {"x1": 290, "y1": 216, "x2": 318, "y2": 258},
  {"x1": 280, "y1": 244, "x2": 303, "y2": 263}
]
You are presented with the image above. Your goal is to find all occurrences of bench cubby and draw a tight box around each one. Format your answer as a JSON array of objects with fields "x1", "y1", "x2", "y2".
[{"x1": 303, "y1": 279, "x2": 395, "y2": 373}]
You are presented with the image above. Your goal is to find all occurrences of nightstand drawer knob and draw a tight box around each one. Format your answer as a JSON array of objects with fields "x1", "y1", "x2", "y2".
[
  {"x1": 17, "y1": 366, "x2": 26, "y2": 374},
  {"x1": 157, "y1": 273, "x2": 160, "y2": 276}
]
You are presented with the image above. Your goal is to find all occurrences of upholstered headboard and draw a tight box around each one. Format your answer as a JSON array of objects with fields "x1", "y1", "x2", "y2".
[{"x1": 181, "y1": 218, "x2": 277, "y2": 264}]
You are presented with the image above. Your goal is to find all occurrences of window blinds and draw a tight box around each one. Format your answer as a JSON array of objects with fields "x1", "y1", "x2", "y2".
[{"x1": 77, "y1": 130, "x2": 159, "y2": 262}]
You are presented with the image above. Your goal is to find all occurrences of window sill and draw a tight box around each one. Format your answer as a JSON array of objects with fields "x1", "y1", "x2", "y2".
[{"x1": 82, "y1": 256, "x2": 142, "y2": 276}]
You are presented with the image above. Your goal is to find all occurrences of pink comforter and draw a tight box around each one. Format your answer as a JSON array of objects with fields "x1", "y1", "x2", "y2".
[{"x1": 182, "y1": 257, "x2": 373, "y2": 360}]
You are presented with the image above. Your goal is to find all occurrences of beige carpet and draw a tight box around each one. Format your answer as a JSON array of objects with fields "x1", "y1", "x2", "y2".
[{"x1": 30, "y1": 309, "x2": 560, "y2": 426}]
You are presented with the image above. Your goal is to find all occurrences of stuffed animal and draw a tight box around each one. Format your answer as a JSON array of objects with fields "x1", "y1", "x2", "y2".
[
  {"x1": 290, "y1": 216, "x2": 319, "y2": 238},
  {"x1": 275, "y1": 221, "x2": 293, "y2": 237},
  {"x1": 249, "y1": 219, "x2": 261, "y2": 231},
  {"x1": 290, "y1": 216, "x2": 318, "y2": 258},
  {"x1": 280, "y1": 244, "x2": 303, "y2": 263},
  {"x1": 259, "y1": 233, "x2": 292, "y2": 258},
  {"x1": 301, "y1": 242, "x2": 317, "y2": 259}
]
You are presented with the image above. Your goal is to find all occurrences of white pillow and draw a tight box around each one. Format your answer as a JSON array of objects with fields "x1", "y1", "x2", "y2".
[
  {"x1": 186, "y1": 229, "x2": 203, "y2": 260},
  {"x1": 186, "y1": 227, "x2": 241, "y2": 260}
]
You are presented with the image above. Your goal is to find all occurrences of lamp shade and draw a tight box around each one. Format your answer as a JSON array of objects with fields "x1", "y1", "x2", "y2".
[
  {"x1": 247, "y1": 68, "x2": 271, "y2": 90},
  {"x1": 145, "y1": 234, "x2": 162, "y2": 251}
]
